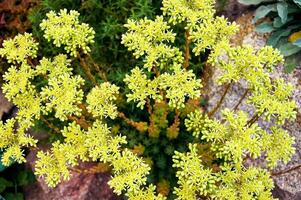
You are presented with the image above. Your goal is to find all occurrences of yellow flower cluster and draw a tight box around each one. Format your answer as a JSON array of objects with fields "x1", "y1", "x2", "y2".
[
  {"x1": 124, "y1": 68, "x2": 202, "y2": 109},
  {"x1": 208, "y1": 43, "x2": 284, "y2": 85},
  {"x1": 162, "y1": 0, "x2": 215, "y2": 27},
  {"x1": 0, "y1": 11, "x2": 166, "y2": 199},
  {"x1": 0, "y1": 1, "x2": 298, "y2": 199},
  {"x1": 0, "y1": 33, "x2": 38, "y2": 63},
  {"x1": 262, "y1": 127, "x2": 295, "y2": 168},
  {"x1": 2, "y1": 64, "x2": 41, "y2": 127},
  {"x1": 214, "y1": 165, "x2": 274, "y2": 200},
  {"x1": 122, "y1": 16, "x2": 183, "y2": 71},
  {"x1": 40, "y1": 9, "x2": 95, "y2": 56},
  {"x1": 124, "y1": 67, "x2": 162, "y2": 109},
  {"x1": 0, "y1": 119, "x2": 37, "y2": 166},
  {"x1": 35, "y1": 120, "x2": 164, "y2": 199},
  {"x1": 208, "y1": 42, "x2": 296, "y2": 125},
  {"x1": 185, "y1": 110, "x2": 208, "y2": 137},
  {"x1": 86, "y1": 82, "x2": 119, "y2": 119},
  {"x1": 162, "y1": 0, "x2": 238, "y2": 55},
  {"x1": 0, "y1": 34, "x2": 86, "y2": 164},
  {"x1": 159, "y1": 69, "x2": 202, "y2": 108},
  {"x1": 40, "y1": 74, "x2": 84, "y2": 121},
  {"x1": 173, "y1": 144, "x2": 217, "y2": 199},
  {"x1": 126, "y1": 184, "x2": 166, "y2": 200},
  {"x1": 36, "y1": 54, "x2": 72, "y2": 78},
  {"x1": 190, "y1": 17, "x2": 238, "y2": 55},
  {"x1": 248, "y1": 78, "x2": 296, "y2": 124},
  {"x1": 174, "y1": 145, "x2": 275, "y2": 199},
  {"x1": 122, "y1": 1, "x2": 297, "y2": 198},
  {"x1": 186, "y1": 109, "x2": 295, "y2": 168}
]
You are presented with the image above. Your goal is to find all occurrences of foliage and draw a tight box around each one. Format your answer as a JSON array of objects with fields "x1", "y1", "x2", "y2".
[
  {"x1": 238, "y1": 0, "x2": 301, "y2": 72},
  {"x1": 28, "y1": 0, "x2": 162, "y2": 81},
  {"x1": 0, "y1": 1, "x2": 297, "y2": 200},
  {"x1": 0, "y1": 160, "x2": 36, "y2": 200}
]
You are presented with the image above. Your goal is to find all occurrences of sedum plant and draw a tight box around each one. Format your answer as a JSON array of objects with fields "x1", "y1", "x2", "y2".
[
  {"x1": 27, "y1": 0, "x2": 163, "y2": 85},
  {"x1": 0, "y1": 1, "x2": 297, "y2": 199}
]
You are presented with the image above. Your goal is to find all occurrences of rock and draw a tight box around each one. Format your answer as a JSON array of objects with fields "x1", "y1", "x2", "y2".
[
  {"x1": 0, "y1": 88, "x2": 13, "y2": 120},
  {"x1": 24, "y1": 149, "x2": 122, "y2": 200},
  {"x1": 273, "y1": 186, "x2": 301, "y2": 200},
  {"x1": 272, "y1": 184, "x2": 293, "y2": 200},
  {"x1": 216, "y1": 0, "x2": 250, "y2": 21},
  {"x1": 205, "y1": 12, "x2": 301, "y2": 199},
  {"x1": 292, "y1": 192, "x2": 301, "y2": 200}
]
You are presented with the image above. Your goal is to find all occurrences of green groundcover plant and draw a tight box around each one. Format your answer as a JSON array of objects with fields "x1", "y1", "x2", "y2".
[{"x1": 0, "y1": 0, "x2": 297, "y2": 199}]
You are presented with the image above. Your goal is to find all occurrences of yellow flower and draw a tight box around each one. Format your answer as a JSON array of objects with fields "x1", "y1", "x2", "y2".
[
  {"x1": 0, "y1": 33, "x2": 38, "y2": 63},
  {"x1": 40, "y1": 9, "x2": 95, "y2": 56}
]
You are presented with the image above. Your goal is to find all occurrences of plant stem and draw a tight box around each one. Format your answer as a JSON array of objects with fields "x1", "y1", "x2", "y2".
[
  {"x1": 208, "y1": 82, "x2": 232, "y2": 118},
  {"x1": 78, "y1": 103, "x2": 94, "y2": 119},
  {"x1": 87, "y1": 53, "x2": 108, "y2": 81},
  {"x1": 271, "y1": 164, "x2": 301, "y2": 177},
  {"x1": 174, "y1": 109, "x2": 180, "y2": 122},
  {"x1": 246, "y1": 112, "x2": 262, "y2": 127},
  {"x1": 69, "y1": 163, "x2": 111, "y2": 174},
  {"x1": 152, "y1": 65, "x2": 160, "y2": 77},
  {"x1": 146, "y1": 98, "x2": 153, "y2": 115},
  {"x1": 233, "y1": 89, "x2": 249, "y2": 111},
  {"x1": 68, "y1": 115, "x2": 91, "y2": 130},
  {"x1": 40, "y1": 116, "x2": 61, "y2": 134},
  {"x1": 201, "y1": 63, "x2": 212, "y2": 96},
  {"x1": 93, "y1": 62, "x2": 108, "y2": 81},
  {"x1": 172, "y1": 109, "x2": 180, "y2": 128},
  {"x1": 78, "y1": 54, "x2": 98, "y2": 86},
  {"x1": 118, "y1": 111, "x2": 148, "y2": 133},
  {"x1": 184, "y1": 31, "x2": 190, "y2": 69},
  {"x1": 77, "y1": 104, "x2": 148, "y2": 133}
]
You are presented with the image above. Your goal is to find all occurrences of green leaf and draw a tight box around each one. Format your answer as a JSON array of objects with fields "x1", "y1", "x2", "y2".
[
  {"x1": 0, "y1": 152, "x2": 7, "y2": 172},
  {"x1": 279, "y1": 43, "x2": 301, "y2": 56},
  {"x1": 273, "y1": 16, "x2": 293, "y2": 28},
  {"x1": 288, "y1": 2, "x2": 301, "y2": 13},
  {"x1": 238, "y1": 0, "x2": 270, "y2": 5},
  {"x1": 284, "y1": 52, "x2": 301, "y2": 73},
  {"x1": 0, "y1": 186, "x2": 5, "y2": 194},
  {"x1": 284, "y1": 62, "x2": 296, "y2": 73},
  {"x1": 156, "y1": 154, "x2": 167, "y2": 169},
  {"x1": 293, "y1": 39, "x2": 301, "y2": 47},
  {"x1": 277, "y1": 2, "x2": 288, "y2": 23},
  {"x1": 293, "y1": 0, "x2": 301, "y2": 7},
  {"x1": 17, "y1": 170, "x2": 36, "y2": 186},
  {"x1": 255, "y1": 22, "x2": 274, "y2": 33},
  {"x1": 0, "y1": 178, "x2": 13, "y2": 193},
  {"x1": 273, "y1": 17, "x2": 282, "y2": 28},
  {"x1": 267, "y1": 29, "x2": 292, "y2": 46},
  {"x1": 254, "y1": 4, "x2": 277, "y2": 22},
  {"x1": 4, "y1": 193, "x2": 23, "y2": 200}
]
